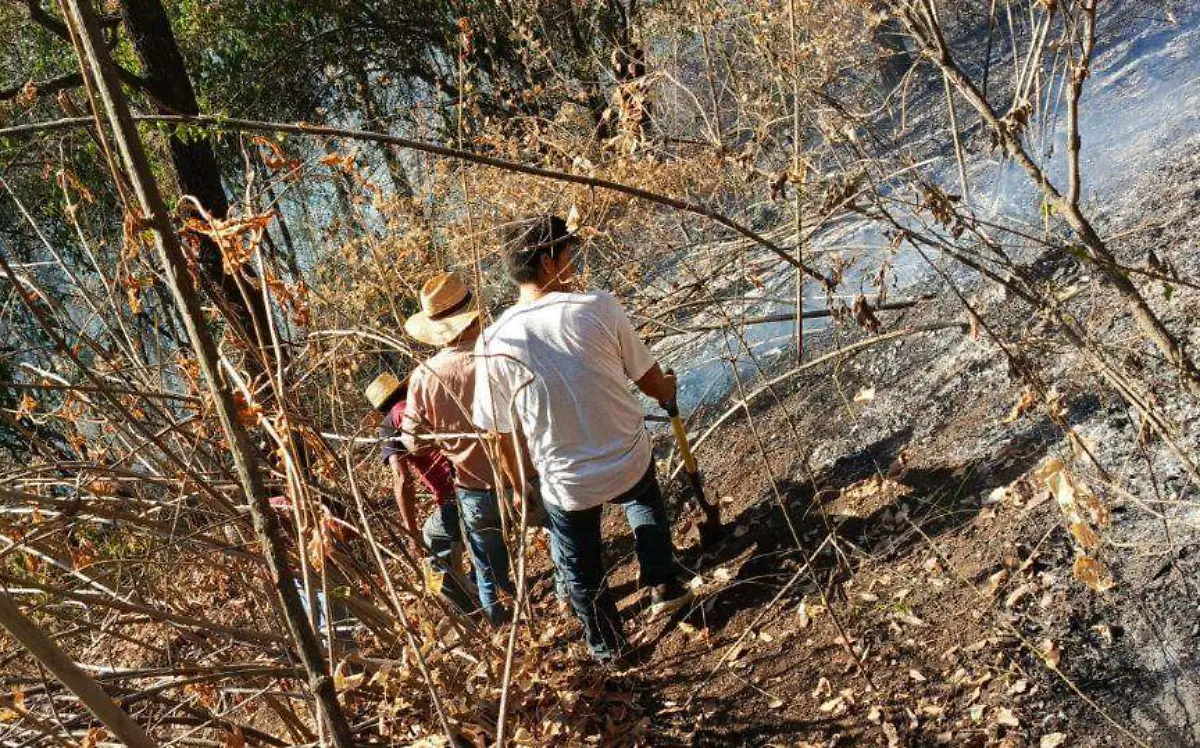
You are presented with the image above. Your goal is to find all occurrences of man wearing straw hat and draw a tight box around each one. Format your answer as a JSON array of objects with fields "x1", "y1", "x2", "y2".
[
  {"x1": 473, "y1": 214, "x2": 693, "y2": 664},
  {"x1": 400, "y1": 272, "x2": 516, "y2": 625},
  {"x1": 365, "y1": 371, "x2": 476, "y2": 617}
]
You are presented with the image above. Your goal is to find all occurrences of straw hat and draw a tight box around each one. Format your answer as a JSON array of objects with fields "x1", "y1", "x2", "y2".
[
  {"x1": 365, "y1": 372, "x2": 406, "y2": 411},
  {"x1": 404, "y1": 272, "x2": 480, "y2": 347}
]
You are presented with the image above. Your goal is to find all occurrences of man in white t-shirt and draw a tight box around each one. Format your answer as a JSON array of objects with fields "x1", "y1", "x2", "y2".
[{"x1": 473, "y1": 214, "x2": 693, "y2": 662}]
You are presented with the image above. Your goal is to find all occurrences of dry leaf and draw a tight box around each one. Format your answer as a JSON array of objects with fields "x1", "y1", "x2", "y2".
[
  {"x1": 1077, "y1": 485, "x2": 1111, "y2": 528},
  {"x1": 908, "y1": 669, "x2": 926, "y2": 683},
  {"x1": 1040, "y1": 638, "x2": 1061, "y2": 669},
  {"x1": 1039, "y1": 458, "x2": 1107, "y2": 553},
  {"x1": 233, "y1": 390, "x2": 263, "y2": 427},
  {"x1": 1005, "y1": 583, "x2": 1036, "y2": 608},
  {"x1": 1003, "y1": 386, "x2": 1037, "y2": 424},
  {"x1": 1041, "y1": 732, "x2": 1067, "y2": 747},
  {"x1": 0, "y1": 691, "x2": 24, "y2": 721},
  {"x1": 16, "y1": 393, "x2": 37, "y2": 419},
  {"x1": 306, "y1": 525, "x2": 333, "y2": 573},
  {"x1": 819, "y1": 695, "x2": 845, "y2": 713},
  {"x1": 812, "y1": 677, "x2": 832, "y2": 698},
  {"x1": 986, "y1": 570, "x2": 1010, "y2": 596},
  {"x1": 993, "y1": 710, "x2": 1022, "y2": 729},
  {"x1": 80, "y1": 729, "x2": 107, "y2": 748},
  {"x1": 333, "y1": 660, "x2": 365, "y2": 693},
  {"x1": 1073, "y1": 556, "x2": 1115, "y2": 592},
  {"x1": 1068, "y1": 521, "x2": 1101, "y2": 550},
  {"x1": 995, "y1": 707, "x2": 1020, "y2": 728},
  {"x1": 797, "y1": 601, "x2": 811, "y2": 629}
]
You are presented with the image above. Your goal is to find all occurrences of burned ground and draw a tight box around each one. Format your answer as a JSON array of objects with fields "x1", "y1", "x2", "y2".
[{"x1": 500, "y1": 141, "x2": 1200, "y2": 746}]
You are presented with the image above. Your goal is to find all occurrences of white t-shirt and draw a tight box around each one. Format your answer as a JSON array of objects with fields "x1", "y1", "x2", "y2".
[{"x1": 472, "y1": 291, "x2": 658, "y2": 511}]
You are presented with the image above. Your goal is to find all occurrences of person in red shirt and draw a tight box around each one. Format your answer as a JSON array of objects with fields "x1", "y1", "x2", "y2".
[{"x1": 367, "y1": 372, "x2": 474, "y2": 615}]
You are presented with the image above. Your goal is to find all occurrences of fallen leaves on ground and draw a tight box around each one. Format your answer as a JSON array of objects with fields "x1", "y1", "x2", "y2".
[
  {"x1": 1003, "y1": 386, "x2": 1037, "y2": 424},
  {"x1": 995, "y1": 706, "x2": 1020, "y2": 728}
]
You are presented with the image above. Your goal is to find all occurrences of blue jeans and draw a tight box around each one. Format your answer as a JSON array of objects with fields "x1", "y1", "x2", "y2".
[
  {"x1": 422, "y1": 502, "x2": 477, "y2": 615},
  {"x1": 457, "y1": 487, "x2": 515, "y2": 623},
  {"x1": 293, "y1": 580, "x2": 352, "y2": 643},
  {"x1": 526, "y1": 478, "x2": 570, "y2": 604},
  {"x1": 543, "y1": 462, "x2": 677, "y2": 661}
]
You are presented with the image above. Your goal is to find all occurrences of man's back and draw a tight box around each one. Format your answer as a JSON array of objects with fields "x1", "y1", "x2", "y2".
[
  {"x1": 381, "y1": 400, "x2": 456, "y2": 505},
  {"x1": 402, "y1": 342, "x2": 494, "y2": 491},
  {"x1": 474, "y1": 290, "x2": 656, "y2": 511}
]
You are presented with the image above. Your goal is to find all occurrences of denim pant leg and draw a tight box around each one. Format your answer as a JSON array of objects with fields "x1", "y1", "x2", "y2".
[
  {"x1": 423, "y1": 501, "x2": 461, "y2": 572},
  {"x1": 422, "y1": 502, "x2": 475, "y2": 614},
  {"x1": 456, "y1": 488, "x2": 514, "y2": 619},
  {"x1": 544, "y1": 523, "x2": 570, "y2": 604},
  {"x1": 615, "y1": 463, "x2": 678, "y2": 588},
  {"x1": 529, "y1": 482, "x2": 569, "y2": 603},
  {"x1": 544, "y1": 501, "x2": 627, "y2": 661}
]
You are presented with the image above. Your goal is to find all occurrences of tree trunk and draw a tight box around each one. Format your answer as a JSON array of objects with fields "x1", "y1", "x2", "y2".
[
  {"x1": 120, "y1": 0, "x2": 226, "y2": 215},
  {"x1": 119, "y1": 0, "x2": 271, "y2": 351},
  {"x1": 63, "y1": 1, "x2": 357, "y2": 742},
  {"x1": 352, "y1": 62, "x2": 413, "y2": 197},
  {"x1": 118, "y1": 0, "x2": 317, "y2": 482}
]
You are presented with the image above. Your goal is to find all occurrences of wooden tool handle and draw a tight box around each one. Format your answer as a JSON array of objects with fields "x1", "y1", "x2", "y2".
[{"x1": 668, "y1": 408, "x2": 699, "y2": 474}]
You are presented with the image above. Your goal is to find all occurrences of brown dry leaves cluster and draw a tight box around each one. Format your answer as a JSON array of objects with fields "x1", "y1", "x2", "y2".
[
  {"x1": 1036, "y1": 457, "x2": 1115, "y2": 592},
  {"x1": 334, "y1": 610, "x2": 649, "y2": 746}
]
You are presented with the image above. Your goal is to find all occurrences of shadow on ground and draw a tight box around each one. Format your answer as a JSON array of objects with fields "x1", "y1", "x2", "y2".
[{"x1": 623, "y1": 393, "x2": 1101, "y2": 651}]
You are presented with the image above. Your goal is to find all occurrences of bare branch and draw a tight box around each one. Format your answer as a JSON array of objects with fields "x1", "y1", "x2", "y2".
[
  {"x1": 3, "y1": 0, "x2": 150, "y2": 91},
  {"x1": 0, "y1": 71, "x2": 82, "y2": 101},
  {"x1": 0, "y1": 591, "x2": 156, "y2": 748},
  {"x1": 0, "y1": 112, "x2": 833, "y2": 288}
]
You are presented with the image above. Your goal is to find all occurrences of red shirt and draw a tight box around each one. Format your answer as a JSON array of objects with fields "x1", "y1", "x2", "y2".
[{"x1": 381, "y1": 401, "x2": 457, "y2": 506}]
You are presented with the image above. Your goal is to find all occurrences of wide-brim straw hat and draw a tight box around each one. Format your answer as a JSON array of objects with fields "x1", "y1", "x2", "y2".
[
  {"x1": 404, "y1": 272, "x2": 480, "y2": 347},
  {"x1": 365, "y1": 371, "x2": 407, "y2": 411}
]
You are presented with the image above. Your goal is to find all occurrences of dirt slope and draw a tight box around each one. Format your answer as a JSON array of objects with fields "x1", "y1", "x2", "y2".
[{"x1": 526, "y1": 136, "x2": 1200, "y2": 747}]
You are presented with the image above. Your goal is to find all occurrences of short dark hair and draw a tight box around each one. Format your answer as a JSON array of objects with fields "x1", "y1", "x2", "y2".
[{"x1": 502, "y1": 215, "x2": 575, "y2": 284}]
